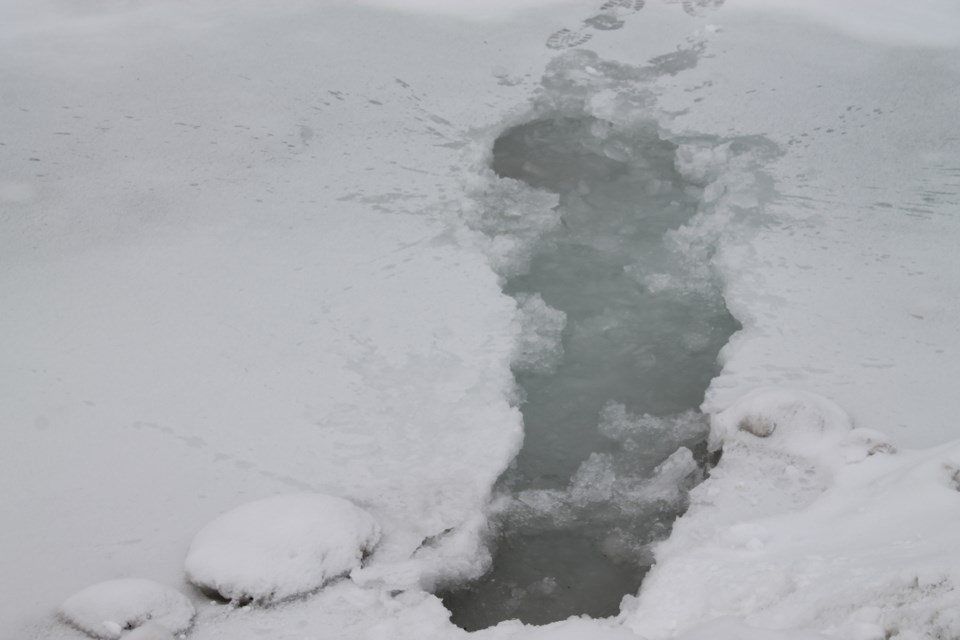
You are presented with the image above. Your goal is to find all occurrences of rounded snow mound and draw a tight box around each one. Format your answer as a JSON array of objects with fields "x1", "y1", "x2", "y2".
[
  {"x1": 184, "y1": 493, "x2": 381, "y2": 604},
  {"x1": 709, "y1": 386, "x2": 895, "y2": 466},
  {"x1": 710, "y1": 387, "x2": 854, "y2": 456},
  {"x1": 59, "y1": 578, "x2": 195, "y2": 639}
]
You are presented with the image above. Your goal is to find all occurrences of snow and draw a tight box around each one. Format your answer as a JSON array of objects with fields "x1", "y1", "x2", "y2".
[
  {"x1": 476, "y1": 618, "x2": 646, "y2": 640},
  {"x1": 1, "y1": 1, "x2": 537, "y2": 634},
  {"x1": 734, "y1": 0, "x2": 960, "y2": 48},
  {"x1": 5, "y1": 0, "x2": 960, "y2": 639},
  {"x1": 117, "y1": 624, "x2": 176, "y2": 640},
  {"x1": 708, "y1": 387, "x2": 866, "y2": 462},
  {"x1": 184, "y1": 493, "x2": 380, "y2": 604},
  {"x1": 58, "y1": 579, "x2": 193, "y2": 639},
  {"x1": 349, "y1": 0, "x2": 584, "y2": 22},
  {"x1": 644, "y1": 6, "x2": 960, "y2": 449},
  {"x1": 621, "y1": 388, "x2": 960, "y2": 639}
]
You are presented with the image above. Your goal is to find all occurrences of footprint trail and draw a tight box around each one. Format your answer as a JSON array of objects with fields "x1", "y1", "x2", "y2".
[{"x1": 545, "y1": 0, "x2": 724, "y2": 50}]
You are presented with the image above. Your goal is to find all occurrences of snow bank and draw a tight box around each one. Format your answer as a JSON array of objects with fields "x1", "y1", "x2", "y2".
[
  {"x1": 353, "y1": 510, "x2": 495, "y2": 593},
  {"x1": 675, "y1": 617, "x2": 829, "y2": 640},
  {"x1": 184, "y1": 494, "x2": 380, "y2": 604},
  {"x1": 59, "y1": 579, "x2": 193, "y2": 639},
  {"x1": 622, "y1": 388, "x2": 960, "y2": 639}
]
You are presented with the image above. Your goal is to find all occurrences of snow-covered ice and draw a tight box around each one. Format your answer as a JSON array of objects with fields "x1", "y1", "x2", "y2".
[
  {"x1": 184, "y1": 493, "x2": 380, "y2": 604},
  {"x1": 4, "y1": 0, "x2": 960, "y2": 639},
  {"x1": 58, "y1": 579, "x2": 193, "y2": 639},
  {"x1": 1, "y1": 1, "x2": 532, "y2": 633},
  {"x1": 622, "y1": 388, "x2": 960, "y2": 639}
]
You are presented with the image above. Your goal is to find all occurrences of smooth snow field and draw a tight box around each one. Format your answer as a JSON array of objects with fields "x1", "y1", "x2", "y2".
[{"x1": 3, "y1": 1, "x2": 960, "y2": 640}]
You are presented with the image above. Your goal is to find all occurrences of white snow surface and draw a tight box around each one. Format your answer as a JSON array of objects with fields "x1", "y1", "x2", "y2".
[
  {"x1": 2, "y1": 0, "x2": 541, "y2": 634},
  {"x1": 184, "y1": 493, "x2": 380, "y2": 604},
  {"x1": 348, "y1": 0, "x2": 585, "y2": 22},
  {"x1": 59, "y1": 579, "x2": 194, "y2": 639},
  {"x1": 5, "y1": 1, "x2": 960, "y2": 639},
  {"x1": 622, "y1": 388, "x2": 960, "y2": 639},
  {"x1": 117, "y1": 624, "x2": 176, "y2": 640}
]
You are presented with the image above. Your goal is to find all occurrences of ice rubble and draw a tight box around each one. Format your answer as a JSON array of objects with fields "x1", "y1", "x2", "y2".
[
  {"x1": 511, "y1": 293, "x2": 567, "y2": 375},
  {"x1": 184, "y1": 493, "x2": 380, "y2": 604},
  {"x1": 444, "y1": 97, "x2": 752, "y2": 624},
  {"x1": 59, "y1": 579, "x2": 194, "y2": 639},
  {"x1": 497, "y1": 408, "x2": 708, "y2": 555}
]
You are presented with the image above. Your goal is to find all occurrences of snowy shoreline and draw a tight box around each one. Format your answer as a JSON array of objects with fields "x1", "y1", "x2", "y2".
[{"x1": 4, "y1": 1, "x2": 960, "y2": 639}]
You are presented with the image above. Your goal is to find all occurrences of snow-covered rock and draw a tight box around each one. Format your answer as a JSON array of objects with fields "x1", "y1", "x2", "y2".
[
  {"x1": 184, "y1": 493, "x2": 381, "y2": 604},
  {"x1": 709, "y1": 387, "x2": 897, "y2": 469},
  {"x1": 59, "y1": 579, "x2": 194, "y2": 639},
  {"x1": 710, "y1": 387, "x2": 853, "y2": 449}
]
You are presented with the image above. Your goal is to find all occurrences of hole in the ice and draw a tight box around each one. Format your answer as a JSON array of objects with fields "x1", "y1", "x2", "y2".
[{"x1": 439, "y1": 115, "x2": 739, "y2": 630}]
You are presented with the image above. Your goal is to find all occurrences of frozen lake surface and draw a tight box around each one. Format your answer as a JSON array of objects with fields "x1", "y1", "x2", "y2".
[{"x1": 3, "y1": 1, "x2": 960, "y2": 639}]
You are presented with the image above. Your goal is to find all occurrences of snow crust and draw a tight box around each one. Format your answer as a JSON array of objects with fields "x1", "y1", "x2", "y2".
[
  {"x1": 184, "y1": 493, "x2": 380, "y2": 604},
  {"x1": 59, "y1": 579, "x2": 193, "y2": 639}
]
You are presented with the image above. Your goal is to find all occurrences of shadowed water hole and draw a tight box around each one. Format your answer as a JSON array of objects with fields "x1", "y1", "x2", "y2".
[{"x1": 440, "y1": 116, "x2": 739, "y2": 629}]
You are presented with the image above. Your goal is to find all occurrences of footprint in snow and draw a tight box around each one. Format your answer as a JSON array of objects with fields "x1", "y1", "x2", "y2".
[
  {"x1": 583, "y1": 13, "x2": 626, "y2": 31},
  {"x1": 663, "y1": 0, "x2": 726, "y2": 17},
  {"x1": 544, "y1": 0, "x2": 643, "y2": 49},
  {"x1": 599, "y1": 0, "x2": 646, "y2": 12},
  {"x1": 544, "y1": 0, "x2": 722, "y2": 51},
  {"x1": 545, "y1": 28, "x2": 593, "y2": 50}
]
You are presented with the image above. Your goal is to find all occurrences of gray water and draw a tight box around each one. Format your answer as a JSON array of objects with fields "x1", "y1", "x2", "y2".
[{"x1": 441, "y1": 116, "x2": 739, "y2": 629}]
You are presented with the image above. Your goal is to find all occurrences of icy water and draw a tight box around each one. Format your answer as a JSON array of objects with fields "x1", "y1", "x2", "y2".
[{"x1": 441, "y1": 116, "x2": 739, "y2": 628}]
